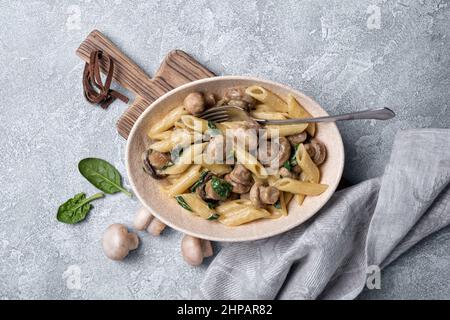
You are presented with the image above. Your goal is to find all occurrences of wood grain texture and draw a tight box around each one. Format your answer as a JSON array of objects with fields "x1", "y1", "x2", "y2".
[{"x1": 76, "y1": 30, "x2": 215, "y2": 139}]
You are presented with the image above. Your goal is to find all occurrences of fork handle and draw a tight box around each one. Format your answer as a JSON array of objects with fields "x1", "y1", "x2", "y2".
[{"x1": 255, "y1": 107, "x2": 396, "y2": 125}]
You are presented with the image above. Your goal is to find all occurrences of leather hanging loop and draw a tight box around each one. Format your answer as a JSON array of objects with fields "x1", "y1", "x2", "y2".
[{"x1": 82, "y1": 50, "x2": 129, "y2": 109}]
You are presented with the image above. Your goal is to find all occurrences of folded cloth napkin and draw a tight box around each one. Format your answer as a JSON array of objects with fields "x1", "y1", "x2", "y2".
[{"x1": 197, "y1": 129, "x2": 450, "y2": 299}]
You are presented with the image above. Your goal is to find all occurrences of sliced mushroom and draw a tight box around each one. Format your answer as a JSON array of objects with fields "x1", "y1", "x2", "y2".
[
  {"x1": 249, "y1": 182, "x2": 263, "y2": 207},
  {"x1": 277, "y1": 137, "x2": 291, "y2": 166},
  {"x1": 203, "y1": 92, "x2": 216, "y2": 107},
  {"x1": 183, "y1": 92, "x2": 205, "y2": 115},
  {"x1": 142, "y1": 149, "x2": 166, "y2": 179},
  {"x1": 224, "y1": 87, "x2": 255, "y2": 111},
  {"x1": 231, "y1": 126, "x2": 259, "y2": 152},
  {"x1": 258, "y1": 137, "x2": 291, "y2": 168},
  {"x1": 224, "y1": 174, "x2": 252, "y2": 194},
  {"x1": 279, "y1": 167, "x2": 298, "y2": 179},
  {"x1": 205, "y1": 136, "x2": 226, "y2": 163},
  {"x1": 229, "y1": 164, "x2": 252, "y2": 185},
  {"x1": 195, "y1": 172, "x2": 214, "y2": 201},
  {"x1": 228, "y1": 192, "x2": 240, "y2": 200},
  {"x1": 287, "y1": 132, "x2": 308, "y2": 146},
  {"x1": 259, "y1": 186, "x2": 280, "y2": 205},
  {"x1": 250, "y1": 182, "x2": 280, "y2": 208},
  {"x1": 148, "y1": 150, "x2": 171, "y2": 169},
  {"x1": 305, "y1": 139, "x2": 327, "y2": 165},
  {"x1": 292, "y1": 165, "x2": 302, "y2": 174}
]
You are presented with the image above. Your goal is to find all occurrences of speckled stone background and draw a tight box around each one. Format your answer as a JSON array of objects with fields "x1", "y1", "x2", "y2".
[{"x1": 0, "y1": 0, "x2": 449, "y2": 300}]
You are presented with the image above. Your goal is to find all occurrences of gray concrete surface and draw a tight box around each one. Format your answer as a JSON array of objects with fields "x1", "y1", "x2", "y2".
[{"x1": 0, "y1": 0, "x2": 449, "y2": 299}]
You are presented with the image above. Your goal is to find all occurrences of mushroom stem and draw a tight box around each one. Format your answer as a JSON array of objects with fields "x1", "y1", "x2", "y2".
[
  {"x1": 202, "y1": 240, "x2": 213, "y2": 258},
  {"x1": 127, "y1": 233, "x2": 139, "y2": 250},
  {"x1": 147, "y1": 217, "x2": 166, "y2": 236},
  {"x1": 133, "y1": 206, "x2": 154, "y2": 231}
]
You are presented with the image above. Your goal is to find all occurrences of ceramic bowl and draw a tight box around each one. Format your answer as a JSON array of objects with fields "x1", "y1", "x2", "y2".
[{"x1": 126, "y1": 76, "x2": 344, "y2": 242}]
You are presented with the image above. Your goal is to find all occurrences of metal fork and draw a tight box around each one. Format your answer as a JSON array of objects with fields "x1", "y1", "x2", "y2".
[{"x1": 198, "y1": 106, "x2": 395, "y2": 125}]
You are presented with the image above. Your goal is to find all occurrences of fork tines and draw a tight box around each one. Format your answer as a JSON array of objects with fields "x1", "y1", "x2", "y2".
[{"x1": 198, "y1": 108, "x2": 230, "y2": 123}]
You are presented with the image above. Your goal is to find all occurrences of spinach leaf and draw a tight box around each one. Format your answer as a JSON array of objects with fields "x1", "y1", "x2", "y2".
[
  {"x1": 273, "y1": 200, "x2": 281, "y2": 209},
  {"x1": 57, "y1": 192, "x2": 104, "y2": 224},
  {"x1": 207, "y1": 121, "x2": 217, "y2": 129},
  {"x1": 206, "y1": 200, "x2": 219, "y2": 209},
  {"x1": 175, "y1": 195, "x2": 193, "y2": 211},
  {"x1": 283, "y1": 160, "x2": 292, "y2": 171},
  {"x1": 190, "y1": 171, "x2": 209, "y2": 192},
  {"x1": 207, "y1": 213, "x2": 220, "y2": 220},
  {"x1": 78, "y1": 158, "x2": 132, "y2": 197},
  {"x1": 211, "y1": 176, "x2": 232, "y2": 199},
  {"x1": 289, "y1": 144, "x2": 300, "y2": 167}
]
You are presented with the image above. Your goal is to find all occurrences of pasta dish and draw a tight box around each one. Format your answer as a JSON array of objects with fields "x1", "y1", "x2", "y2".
[{"x1": 142, "y1": 86, "x2": 328, "y2": 226}]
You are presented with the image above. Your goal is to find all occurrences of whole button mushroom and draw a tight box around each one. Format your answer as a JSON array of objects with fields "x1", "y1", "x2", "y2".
[
  {"x1": 181, "y1": 235, "x2": 213, "y2": 266},
  {"x1": 102, "y1": 224, "x2": 139, "y2": 261},
  {"x1": 183, "y1": 92, "x2": 205, "y2": 115}
]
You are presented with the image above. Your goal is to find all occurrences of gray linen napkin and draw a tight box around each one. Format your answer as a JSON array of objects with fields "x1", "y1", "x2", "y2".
[{"x1": 197, "y1": 129, "x2": 450, "y2": 299}]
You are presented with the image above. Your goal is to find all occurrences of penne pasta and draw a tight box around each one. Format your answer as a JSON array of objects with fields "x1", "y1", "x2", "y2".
[
  {"x1": 148, "y1": 106, "x2": 187, "y2": 137},
  {"x1": 200, "y1": 163, "x2": 232, "y2": 175},
  {"x1": 216, "y1": 199, "x2": 253, "y2": 215},
  {"x1": 265, "y1": 123, "x2": 308, "y2": 137},
  {"x1": 295, "y1": 194, "x2": 305, "y2": 206},
  {"x1": 250, "y1": 111, "x2": 289, "y2": 120},
  {"x1": 181, "y1": 115, "x2": 209, "y2": 133},
  {"x1": 149, "y1": 139, "x2": 173, "y2": 153},
  {"x1": 148, "y1": 130, "x2": 172, "y2": 141},
  {"x1": 245, "y1": 86, "x2": 288, "y2": 112},
  {"x1": 162, "y1": 143, "x2": 207, "y2": 175},
  {"x1": 284, "y1": 192, "x2": 294, "y2": 206},
  {"x1": 296, "y1": 144, "x2": 320, "y2": 183},
  {"x1": 254, "y1": 104, "x2": 275, "y2": 113},
  {"x1": 176, "y1": 193, "x2": 216, "y2": 220},
  {"x1": 165, "y1": 165, "x2": 202, "y2": 197},
  {"x1": 287, "y1": 94, "x2": 316, "y2": 136},
  {"x1": 149, "y1": 129, "x2": 194, "y2": 153},
  {"x1": 267, "y1": 191, "x2": 288, "y2": 217},
  {"x1": 218, "y1": 205, "x2": 271, "y2": 226},
  {"x1": 272, "y1": 178, "x2": 328, "y2": 195},
  {"x1": 234, "y1": 146, "x2": 268, "y2": 178}
]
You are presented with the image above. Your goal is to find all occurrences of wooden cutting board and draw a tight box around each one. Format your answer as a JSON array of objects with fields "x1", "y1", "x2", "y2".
[{"x1": 76, "y1": 29, "x2": 215, "y2": 139}]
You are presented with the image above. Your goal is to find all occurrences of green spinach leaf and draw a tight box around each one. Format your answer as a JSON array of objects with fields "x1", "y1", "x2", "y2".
[
  {"x1": 289, "y1": 144, "x2": 299, "y2": 167},
  {"x1": 190, "y1": 171, "x2": 209, "y2": 192},
  {"x1": 206, "y1": 200, "x2": 219, "y2": 209},
  {"x1": 207, "y1": 121, "x2": 217, "y2": 129},
  {"x1": 175, "y1": 195, "x2": 193, "y2": 211},
  {"x1": 207, "y1": 213, "x2": 220, "y2": 220},
  {"x1": 57, "y1": 192, "x2": 104, "y2": 224},
  {"x1": 78, "y1": 158, "x2": 132, "y2": 197},
  {"x1": 283, "y1": 160, "x2": 292, "y2": 171},
  {"x1": 211, "y1": 176, "x2": 232, "y2": 199},
  {"x1": 273, "y1": 200, "x2": 282, "y2": 209}
]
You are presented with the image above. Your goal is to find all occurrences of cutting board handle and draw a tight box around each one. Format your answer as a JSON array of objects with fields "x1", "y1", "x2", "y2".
[
  {"x1": 76, "y1": 30, "x2": 215, "y2": 139},
  {"x1": 76, "y1": 29, "x2": 155, "y2": 100}
]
